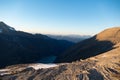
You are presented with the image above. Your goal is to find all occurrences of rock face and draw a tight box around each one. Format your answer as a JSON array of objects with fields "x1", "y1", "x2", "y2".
[
  {"x1": 0, "y1": 22, "x2": 74, "y2": 68},
  {"x1": 55, "y1": 27, "x2": 120, "y2": 63}
]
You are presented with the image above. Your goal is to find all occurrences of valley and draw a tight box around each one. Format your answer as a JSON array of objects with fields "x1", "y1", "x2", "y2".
[{"x1": 0, "y1": 24, "x2": 120, "y2": 80}]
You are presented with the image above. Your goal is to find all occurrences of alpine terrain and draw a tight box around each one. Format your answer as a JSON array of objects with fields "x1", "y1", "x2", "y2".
[
  {"x1": 0, "y1": 22, "x2": 74, "y2": 68},
  {"x1": 0, "y1": 27, "x2": 120, "y2": 80}
]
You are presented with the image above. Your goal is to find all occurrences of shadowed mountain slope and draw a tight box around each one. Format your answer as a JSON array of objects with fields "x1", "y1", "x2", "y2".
[
  {"x1": 55, "y1": 27, "x2": 120, "y2": 63},
  {"x1": 0, "y1": 22, "x2": 74, "y2": 68},
  {"x1": 1, "y1": 40, "x2": 120, "y2": 80}
]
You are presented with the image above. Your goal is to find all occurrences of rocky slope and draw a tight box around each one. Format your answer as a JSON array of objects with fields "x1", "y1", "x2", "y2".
[
  {"x1": 1, "y1": 42, "x2": 120, "y2": 80},
  {"x1": 55, "y1": 27, "x2": 120, "y2": 63}
]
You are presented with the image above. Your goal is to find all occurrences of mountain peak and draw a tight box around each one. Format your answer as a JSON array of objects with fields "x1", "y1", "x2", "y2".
[
  {"x1": 0, "y1": 21, "x2": 5, "y2": 24},
  {"x1": 0, "y1": 21, "x2": 15, "y2": 33},
  {"x1": 0, "y1": 21, "x2": 7, "y2": 26}
]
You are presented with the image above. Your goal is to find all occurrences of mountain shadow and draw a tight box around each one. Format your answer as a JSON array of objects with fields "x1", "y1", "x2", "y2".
[
  {"x1": 55, "y1": 27, "x2": 120, "y2": 63},
  {"x1": 0, "y1": 22, "x2": 74, "y2": 68}
]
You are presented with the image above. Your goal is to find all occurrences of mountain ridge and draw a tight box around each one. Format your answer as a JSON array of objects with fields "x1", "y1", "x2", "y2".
[
  {"x1": 47, "y1": 34, "x2": 91, "y2": 43},
  {"x1": 0, "y1": 22, "x2": 74, "y2": 68},
  {"x1": 0, "y1": 22, "x2": 15, "y2": 33},
  {"x1": 55, "y1": 27, "x2": 120, "y2": 63}
]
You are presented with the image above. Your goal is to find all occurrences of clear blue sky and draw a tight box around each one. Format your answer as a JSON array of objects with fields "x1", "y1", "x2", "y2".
[{"x1": 0, "y1": 0, "x2": 120, "y2": 35}]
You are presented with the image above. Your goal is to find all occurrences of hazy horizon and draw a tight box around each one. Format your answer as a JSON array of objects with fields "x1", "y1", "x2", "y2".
[{"x1": 0, "y1": 0, "x2": 120, "y2": 35}]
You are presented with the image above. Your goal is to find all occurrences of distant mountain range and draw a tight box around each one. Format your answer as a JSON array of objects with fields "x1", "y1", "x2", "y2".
[
  {"x1": 47, "y1": 34, "x2": 90, "y2": 43},
  {"x1": 0, "y1": 22, "x2": 74, "y2": 68}
]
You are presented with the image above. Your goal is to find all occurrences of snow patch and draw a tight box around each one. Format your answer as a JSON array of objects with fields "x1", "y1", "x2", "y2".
[
  {"x1": 0, "y1": 69, "x2": 10, "y2": 72},
  {"x1": 8, "y1": 27, "x2": 15, "y2": 31},
  {"x1": 28, "y1": 63, "x2": 58, "y2": 70},
  {"x1": 0, "y1": 69, "x2": 10, "y2": 76}
]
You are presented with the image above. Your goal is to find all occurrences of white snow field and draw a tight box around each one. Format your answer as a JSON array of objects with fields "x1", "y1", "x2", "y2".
[{"x1": 28, "y1": 63, "x2": 58, "y2": 70}]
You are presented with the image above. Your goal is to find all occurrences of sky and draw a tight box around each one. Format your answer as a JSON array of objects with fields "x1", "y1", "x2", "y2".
[{"x1": 0, "y1": 0, "x2": 120, "y2": 35}]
